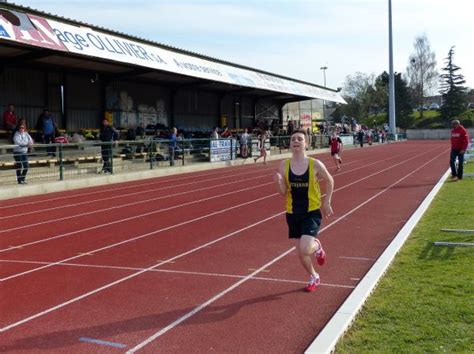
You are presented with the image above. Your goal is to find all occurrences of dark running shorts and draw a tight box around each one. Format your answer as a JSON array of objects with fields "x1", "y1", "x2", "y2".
[
  {"x1": 331, "y1": 151, "x2": 339, "y2": 156},
  {"x1": 286, "y1": 209, "x2": 322, "y2": 239}
]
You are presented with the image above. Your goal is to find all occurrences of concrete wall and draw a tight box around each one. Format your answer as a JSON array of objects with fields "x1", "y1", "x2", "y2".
[{"x1": 407, "y1": 129, "x2": 474, "y2": 140}]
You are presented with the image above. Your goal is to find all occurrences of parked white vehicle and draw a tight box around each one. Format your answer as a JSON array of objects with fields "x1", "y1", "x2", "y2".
[{"x1": 429, "y1": 103, "x2": 440, "y2": 110}]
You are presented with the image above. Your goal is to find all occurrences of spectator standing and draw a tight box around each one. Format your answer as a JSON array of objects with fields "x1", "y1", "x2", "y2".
[
  {"x1": 210, "y1": 127, "x2": 219, "y2": 139},
  {"x1": 357, "y1": 130, "x2": 365, "y2": 148},
  {"x1": 169, "y1": 127, "x2": 177, "y2": 166},
  {"x1": 36, "y1": 108, "x2": 57, "y2": 156},
  {"x1": 239, "y1": 128, "x2": 250, "y2": 158},
  {"x1": 99, "y1": 119, "x2": 118, "y2": 174},
  {"x1": 221, "y1": 126, "x2": 232, "y2": 138},
  {"x1": 287, "y1": 120, "x2": 294, "y2": 136},
  {"x1": 12, "y1": 119, "x2": 34, "y2": 184},
  {"x1": 3, "y1": 104, "x2": 17, "y2": 132},
  {"x1": 450, "y1": 119, "x2": 470, "y2": 181}
]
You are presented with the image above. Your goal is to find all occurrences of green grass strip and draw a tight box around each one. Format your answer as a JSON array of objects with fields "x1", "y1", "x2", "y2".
[{"x1": 335, "y1": 162, "x2": 474, "y2": 353}]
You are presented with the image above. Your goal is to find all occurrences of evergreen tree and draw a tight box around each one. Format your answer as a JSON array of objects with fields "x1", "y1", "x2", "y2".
[
  {"x1": 377, "y1": 72, "x2": 414, "y2": 129},
  {"x1": 439, "y1": 46, "x2": 467, "y2": 122}
]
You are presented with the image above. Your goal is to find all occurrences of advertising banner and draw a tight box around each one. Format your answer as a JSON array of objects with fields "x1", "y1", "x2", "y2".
[
  {"x1": 0, "y1": 7, "x2": 346, "y2": 104},
  {"x1": 0, "y1": 9, "x2": 67, "y2": 50},
  {"x1": 210, "y1": 139, "x2": 237, "y2": 162}
]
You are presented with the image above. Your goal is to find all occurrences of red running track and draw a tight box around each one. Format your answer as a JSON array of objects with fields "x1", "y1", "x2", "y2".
[{"x1": 0, "y1": 141, "x2": 449, "y2": 353}]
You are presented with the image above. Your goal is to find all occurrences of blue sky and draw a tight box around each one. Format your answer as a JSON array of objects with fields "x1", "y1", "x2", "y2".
[{"x1": 10, "y1": 0, "x2": 474, "y2": 92}]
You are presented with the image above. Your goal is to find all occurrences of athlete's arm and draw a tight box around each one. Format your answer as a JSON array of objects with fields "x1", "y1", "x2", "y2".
[
  {"x1": 274, "y1": 160, "x2": 287, "y2": 195},
  {"x1": 313, "y1": 159, "x2": 334, "y2": 216}
]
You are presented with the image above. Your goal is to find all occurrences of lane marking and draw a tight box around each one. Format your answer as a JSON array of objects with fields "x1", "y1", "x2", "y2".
[
  {"x1": 339, "y1": 256, "x2": 375, "y2": 261},
  {"x1": 0, "y1": 151, "x2": 396, "y2": 232},
  {"x1": 0, "y1": 169, "x2": 274, "y2": 220},
  {"x1": 0, "y1": 147, "x2": 444, "y2": 281},
  {"x1": 0, "y1": 147, "x2": 446, "y2": 335},
  {"x1": 0, "y1": 259, "x2": 354, "y2": 289},
  {"x1": 79, "y1": 337, "x2": 126, "y2": 348},
  {"x1": 0, "y1": 162, "x2": 278, "y2": 209},
  {"x1": 126, "y1": 149, "x2": 448, "y2": 352},
  {"x1": 0, "y1": 148, "x2": 435, "y2": 255}
]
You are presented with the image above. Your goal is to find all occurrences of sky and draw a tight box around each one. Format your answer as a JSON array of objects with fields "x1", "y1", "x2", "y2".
[{"x1": 9, "y1": 0, "x2": 474, "y2": 93}]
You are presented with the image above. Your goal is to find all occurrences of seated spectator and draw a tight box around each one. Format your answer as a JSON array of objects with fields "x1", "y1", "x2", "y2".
[{"x1": 3, "y1": 104, "x2": 17, "y2": 132}]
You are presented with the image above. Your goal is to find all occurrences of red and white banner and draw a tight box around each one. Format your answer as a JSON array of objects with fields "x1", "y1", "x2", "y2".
[{"x1": 0, "y1": 9, "x2": 67, "y2": 51}]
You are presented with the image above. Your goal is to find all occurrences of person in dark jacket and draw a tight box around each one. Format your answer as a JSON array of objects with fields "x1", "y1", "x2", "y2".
[
  {"x1": 36, "y1": 108, "x2": 57, "y2": 156},
  {"x1": 99, "y1": 119, "x2": 118, "y2": 174}
]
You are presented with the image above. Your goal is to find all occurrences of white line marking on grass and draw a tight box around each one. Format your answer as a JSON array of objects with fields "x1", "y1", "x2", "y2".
[{"x1": 0, "y1": 148, "x2": 445, "y2": 335}]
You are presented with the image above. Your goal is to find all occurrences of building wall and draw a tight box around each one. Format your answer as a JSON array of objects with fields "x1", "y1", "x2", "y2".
[
  {"x1": 0, "y1": 66, "x2": 47, "y2": 130},
  {"x1": 106, "y1": 81, "x2": 170, "y2": 130}
]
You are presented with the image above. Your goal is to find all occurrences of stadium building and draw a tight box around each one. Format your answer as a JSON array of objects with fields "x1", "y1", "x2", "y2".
[{"x1": 0, "y1": 2, "x2": 345, "y2": 135}]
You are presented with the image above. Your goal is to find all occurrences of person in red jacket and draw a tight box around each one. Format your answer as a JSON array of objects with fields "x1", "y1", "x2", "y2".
[
  {"x1": 450, "y1": 119, "x2": 470, "y2": 181},
  {"x1": 3, "y1": 104, "x2": 17, "y2": 131}
]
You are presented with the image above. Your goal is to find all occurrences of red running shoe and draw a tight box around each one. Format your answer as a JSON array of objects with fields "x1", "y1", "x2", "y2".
[
  {"x1": 304, "y1": 275, "x2": 320, "y2": 292},
  {"x1": 315, "y1": 247, "x2": 326, "y2": 266}
]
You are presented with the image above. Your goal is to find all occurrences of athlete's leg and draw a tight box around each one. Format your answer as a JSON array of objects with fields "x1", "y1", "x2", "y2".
[{"x1": 297, "y1": 235, "x2": 319, "y2": 276}]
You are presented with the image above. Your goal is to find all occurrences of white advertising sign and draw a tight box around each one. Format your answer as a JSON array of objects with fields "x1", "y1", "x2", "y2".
[{"x1": 1, "y1": 12, "x2": 345, "y2": 103}]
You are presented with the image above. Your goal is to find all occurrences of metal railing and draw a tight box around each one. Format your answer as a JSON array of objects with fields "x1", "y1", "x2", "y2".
[
  {"x1": 0, "y1": 135, "x2": 328, "y2": 185},
  {"x1": 0, "y1": 133, "x2": 405, "y2": 185}
]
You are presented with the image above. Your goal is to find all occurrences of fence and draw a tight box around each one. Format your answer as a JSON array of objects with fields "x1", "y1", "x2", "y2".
[{"x1": 0, "y1": 134, "x2": 333, "y2": 186}]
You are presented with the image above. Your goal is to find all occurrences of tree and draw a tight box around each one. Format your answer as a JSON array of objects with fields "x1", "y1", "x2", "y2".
[
  {"x1": 377, "y1": 72, "x2": 414, "y2": 129},
  {"x1": 439, "y1": 46, "x2": 467, "y2": 123},
  {"x1": 341, "y1": 72, "x2": 376, "y2": 120},
  {"x1": 406, "y1": 34, "x2": 438, "y2": 119}
]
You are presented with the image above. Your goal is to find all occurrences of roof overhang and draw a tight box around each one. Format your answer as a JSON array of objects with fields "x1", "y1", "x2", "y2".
[{"x1": 0, "y1": 5, "x2": 346, "y2": 104}]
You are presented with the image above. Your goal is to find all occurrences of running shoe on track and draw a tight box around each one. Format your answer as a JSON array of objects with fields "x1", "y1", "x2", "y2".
[
  {"x1": 315, "y1": 247, "x2": 326, "y2": 266},
  {"x1": 304, "y1": 275, "x2": 320, "y2": 292}
]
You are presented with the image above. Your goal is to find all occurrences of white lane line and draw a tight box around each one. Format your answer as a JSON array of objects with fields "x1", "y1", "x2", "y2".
[
  {"x1": 0, "y1": 259, "x2": 354, "y2": 289},
  {"x1": 0, "y1": 148, "x2": 445, "y2": 335},
  {"x1": 0, "y1": 182, "x2": 273, "y2": 254},
  {"x1": 0, "y1": 152, "x2": 381, "y2": 220},
  {"x1": 126, "y1": 149, "x2": 448, "y2": 352},
  {"x1": 0, "y1": 169, "x2": 273, "y2": 221},
  {"x1": 125, "y1": 248, "x2": 296, "y2": 354},
  {"x1": 0, "y1": 163, "x2": 277, "y2": 209},
  {"x1": 0, "y1": 147, "x2": 443, "y2": 279},
  {"x1": 0, "y1": 193, "x2": 276, "y2": 281},
  {"x1": 0, "y1": 148, "x2": 429, "y2": 248},
  {"x1": 339, "y1": 256, "x2": 375, "y2": 261},
  {"x1": 0, "y1": 174, "x2": 270, "y2": 224},
  {"x1": 0, "y1": 212, "x2": 284, "y2": 333}
]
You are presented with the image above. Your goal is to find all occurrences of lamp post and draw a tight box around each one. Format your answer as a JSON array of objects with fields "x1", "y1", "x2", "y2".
[
  {"x1": 388, "y1": 0, "x2": 396, "y2": 138},
  {"x1": 320, "y1": 66, "x2": 328, "y2": 87}
]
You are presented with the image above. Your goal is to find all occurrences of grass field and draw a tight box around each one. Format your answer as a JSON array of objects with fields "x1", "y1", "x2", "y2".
[{"x1": 335, "y1": 161, "x2": 474, "y2": 353}]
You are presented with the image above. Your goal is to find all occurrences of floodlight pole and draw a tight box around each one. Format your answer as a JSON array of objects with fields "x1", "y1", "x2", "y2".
[{"x1": 388, "y1": 0, "x2": 396, "y2": 138}]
